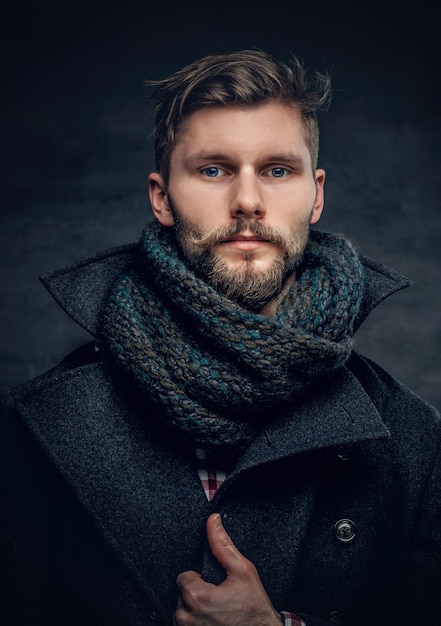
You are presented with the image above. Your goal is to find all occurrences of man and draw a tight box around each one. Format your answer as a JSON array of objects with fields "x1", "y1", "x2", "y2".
[{"x1": 1, "y1": 49, "x2": 440, "y2": 626}]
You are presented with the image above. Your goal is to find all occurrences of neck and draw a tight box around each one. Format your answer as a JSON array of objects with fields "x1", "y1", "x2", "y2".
[{"x1": 258, "y1": 273, "x2": 296, "y2": 317}]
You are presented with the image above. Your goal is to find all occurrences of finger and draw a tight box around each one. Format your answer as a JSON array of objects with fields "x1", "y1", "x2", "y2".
[
  {"x1": 176, "y1": 570, "x2": 216, "y2": 613},
  {"x1": 176, "y1": 570, "x2": 203, "y2": 593},
  {"x1": 206, "y1": 513, "x2": 253, "y2": 578}
]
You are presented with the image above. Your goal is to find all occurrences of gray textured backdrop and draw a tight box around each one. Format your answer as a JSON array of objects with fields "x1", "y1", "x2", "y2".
[{"x1": 1, "y1": 2, "x2": 440, "y2": 409}]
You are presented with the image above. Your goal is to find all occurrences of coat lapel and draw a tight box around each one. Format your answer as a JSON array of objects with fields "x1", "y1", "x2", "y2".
[
  {"x1": 200, "y1": 366, "x2": 390, "y2": 605},
  {"x1": 16, "y1": 362, "x2": 209, "y2": 616}
]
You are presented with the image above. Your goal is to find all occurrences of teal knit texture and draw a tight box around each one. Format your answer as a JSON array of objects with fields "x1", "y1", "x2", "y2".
[{"x1": 100, "y1": 222, "x2": 364, "y2": 454}]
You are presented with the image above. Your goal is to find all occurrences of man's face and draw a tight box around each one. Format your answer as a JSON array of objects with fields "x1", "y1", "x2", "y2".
[{"x1": 148, "y1": 102, "x2": 325, "y2": 312}]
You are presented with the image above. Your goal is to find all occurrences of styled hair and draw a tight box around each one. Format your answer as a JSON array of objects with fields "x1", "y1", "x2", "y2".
[{"x1": 147, "y1": 49, "x2": 331, "y2": 182}]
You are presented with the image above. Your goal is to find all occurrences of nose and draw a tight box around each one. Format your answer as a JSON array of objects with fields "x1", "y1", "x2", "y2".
[{"x1": 230, "y1": 170, "x2": 266, "y2": 219}]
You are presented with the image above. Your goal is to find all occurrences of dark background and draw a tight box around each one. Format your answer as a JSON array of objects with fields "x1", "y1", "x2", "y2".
[{"x1": 1, "y1": 1, "x2": 440, "y2": 409}]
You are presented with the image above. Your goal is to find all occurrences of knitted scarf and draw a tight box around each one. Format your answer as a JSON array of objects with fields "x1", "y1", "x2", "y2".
[{"x1": 100, "y1": 221, "x2": 364, "y2": 456}]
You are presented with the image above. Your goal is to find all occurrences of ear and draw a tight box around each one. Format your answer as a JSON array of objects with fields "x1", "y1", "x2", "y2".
[
  {"x1": 309, "y1": 168, "x2": 325, "y2": 225},
  {"x1": 148, "y1": 172, "x2": 176, "y2": 227}
]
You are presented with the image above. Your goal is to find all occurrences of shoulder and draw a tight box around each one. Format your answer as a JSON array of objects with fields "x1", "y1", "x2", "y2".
[
  {"x1": 348, "y1": 351, "x2": 439, "y2": 419},
  {"x1": 0, "y1": 353, "x2": 144, "y2": 488},
  {"x1": 1, "y1": 344, "x2": 113, "y2": 430},
  {"x1": 347, "y1": 351, "x2": 441, "y2": 465}
]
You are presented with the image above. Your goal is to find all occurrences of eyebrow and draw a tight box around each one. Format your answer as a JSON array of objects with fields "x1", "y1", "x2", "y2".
[
  {"x1": 185, "y1": 152, "x2": 229, "y2": 166},
  {"x1": 185, "y1": 151, "x2": 306, "y2": 166},
  {"x1": 264, "y1": 153, "x2": 306, "y2": 166}
]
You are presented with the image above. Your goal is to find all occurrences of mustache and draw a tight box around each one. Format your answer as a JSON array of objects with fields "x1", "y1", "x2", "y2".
[{"x1": 183, "y1": 219, "x2": 288, "y2": 250}]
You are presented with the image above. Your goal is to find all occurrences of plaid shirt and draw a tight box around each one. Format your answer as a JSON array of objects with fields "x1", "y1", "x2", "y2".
[{"x1": 195, "y1": 448, "x2": 306, "y2": 626}]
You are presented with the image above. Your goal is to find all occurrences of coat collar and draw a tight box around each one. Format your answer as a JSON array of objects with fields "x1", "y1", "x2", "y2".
[{"x1": 39, "y1": 235, "x2": 411, "y2": 338}]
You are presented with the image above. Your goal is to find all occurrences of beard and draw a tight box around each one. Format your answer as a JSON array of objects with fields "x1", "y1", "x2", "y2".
[{"x1": 170, "y1": 202, "x2": 312, "y2": 312}]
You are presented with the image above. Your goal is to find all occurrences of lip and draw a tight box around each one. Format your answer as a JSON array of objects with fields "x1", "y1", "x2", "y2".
[
  {"x1": 226, "y1": 233, "x2": 269, "y2": 242},
  {"x1": 220, "y1": 233, "x2": 271, "y2": 251}
]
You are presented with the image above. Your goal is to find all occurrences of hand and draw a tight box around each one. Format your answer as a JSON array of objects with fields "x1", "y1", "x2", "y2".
[{"x1": 173, "y1": 513, "x2": 283, "y2": 626}]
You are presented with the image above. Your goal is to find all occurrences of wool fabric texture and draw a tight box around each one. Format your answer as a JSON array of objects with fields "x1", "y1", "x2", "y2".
[{"x1": 100, "y1": 222, "x2": 364, "y2": 454}]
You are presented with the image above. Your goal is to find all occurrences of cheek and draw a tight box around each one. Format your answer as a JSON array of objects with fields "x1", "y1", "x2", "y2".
[
  {"x1": 273, "y1": 181, "x2": 316, "y2": 208},
  {"x1": 173, "y1": 199, "x2": 226, "y2": 232},
  {"x1": 278, "y1": 201, "x2": 316, "y2": 228},
  {"x1": 168, "y1": 182, "x2": 217, "y2": 219}
]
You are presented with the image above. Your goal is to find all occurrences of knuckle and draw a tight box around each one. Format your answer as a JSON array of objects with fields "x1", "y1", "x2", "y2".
[
  {"x1": 219, "y1": 534, "x2": 234, "y2": 548},
  {"x1": 239, "y1": 557, "x2": 258, "y2": 578},
  {"x1": 182, "y1": 578, "x2": 207, "y2": 606},
  {"x1": 173, "y1": 608, "x2": 191, "y2": 626}
]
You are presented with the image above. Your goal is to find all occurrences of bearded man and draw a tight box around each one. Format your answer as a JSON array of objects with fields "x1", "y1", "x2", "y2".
[{"x1": 1, "y1": 49, "x2": 440, "y2": 626}]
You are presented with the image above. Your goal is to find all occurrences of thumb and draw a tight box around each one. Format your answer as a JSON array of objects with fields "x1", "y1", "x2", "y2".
[{"x1": 206, "y1": 513, "x2": 250, "y2": 577}]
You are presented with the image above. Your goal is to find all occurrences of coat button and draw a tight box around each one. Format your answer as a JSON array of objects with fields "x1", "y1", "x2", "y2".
[
  {"x1": 329, "y1": 610, "x2": 340, "y2": 623},
  {"x1": 336, "y1": 444, "x2": 351, "y2": 461},
  {"x1": 334, "y1": 518, "x2": 356, "y2": 543}
]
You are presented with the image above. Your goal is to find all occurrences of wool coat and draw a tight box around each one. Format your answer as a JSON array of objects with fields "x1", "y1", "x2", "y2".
[{"x1": 1, "y1": 242, "x2": 440, "y2": 626}]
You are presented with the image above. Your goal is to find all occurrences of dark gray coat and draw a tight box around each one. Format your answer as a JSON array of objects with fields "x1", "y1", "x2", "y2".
[{"x1": 1, "y1": 243, "x2": 440, "y2": 626}]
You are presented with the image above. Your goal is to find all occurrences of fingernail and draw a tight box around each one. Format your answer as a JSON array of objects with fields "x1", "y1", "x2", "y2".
[{"x1": 213, "y1": 513, "x2": 222, "y2": 529}]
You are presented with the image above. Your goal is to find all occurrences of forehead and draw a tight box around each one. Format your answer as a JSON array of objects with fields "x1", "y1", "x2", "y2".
[{"x1": 173, "y1": 102, "x2": 309, "y2": 161}]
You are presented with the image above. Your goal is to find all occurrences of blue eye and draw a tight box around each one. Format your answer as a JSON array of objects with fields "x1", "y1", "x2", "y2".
[
  {"x1": 202, "y1": 166, "x2": 224, "y2": 177},
  {"x1": 269, "y1": 167, "x2": 288, "y2": 178}
]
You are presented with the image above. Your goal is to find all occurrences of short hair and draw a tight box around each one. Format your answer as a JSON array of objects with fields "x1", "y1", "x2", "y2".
[{"x1": 147, "y1": 49, "x2": 332, "y2": 182}]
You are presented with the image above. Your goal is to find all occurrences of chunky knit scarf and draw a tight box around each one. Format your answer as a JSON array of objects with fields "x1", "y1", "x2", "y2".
[{"x1": 100, "y1": 221, "x2": 364, "y2": 456}]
